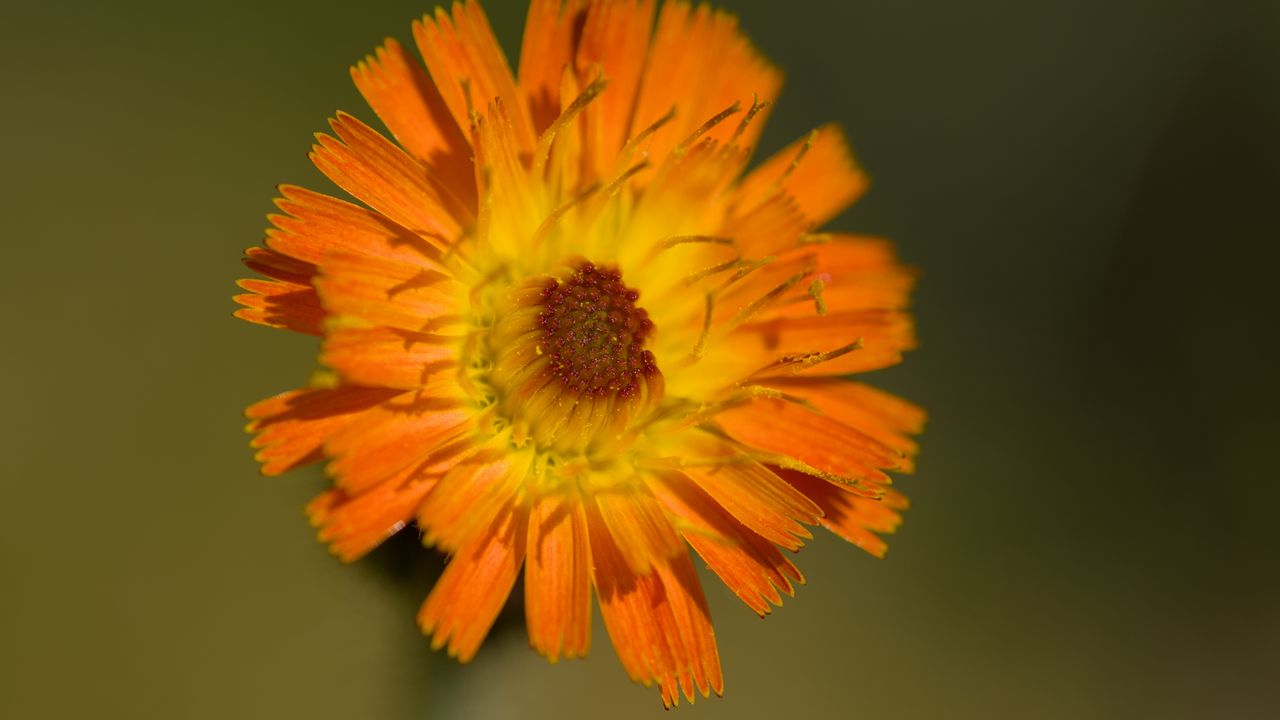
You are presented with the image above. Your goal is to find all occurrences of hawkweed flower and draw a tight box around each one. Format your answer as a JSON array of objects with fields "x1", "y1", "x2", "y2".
[{"x1": 236, "y1": 0, "x2": 922, "y2": 707}]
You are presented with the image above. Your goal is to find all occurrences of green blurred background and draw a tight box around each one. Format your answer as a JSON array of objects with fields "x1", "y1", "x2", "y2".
[{"x1": 4, "y1": 0, "x2": 1278, "y2": 717}]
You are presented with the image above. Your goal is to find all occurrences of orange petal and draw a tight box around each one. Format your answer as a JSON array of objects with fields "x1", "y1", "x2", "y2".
[
  {"x1": 418, "y1": 500, "x2": 529, "y2": 662},
  {"x1": 655, "y1": 546, "x2": 724, "y2": 705},
  {"x1": 525, "y1": 491, "x2": 592, "y2": 661},
  {"x1": 708, "y1": 250, "x2": 819, "y2": 330},
  {"x1": 324, "y1": 388, "x2": 472, "y2": 496},
  {"x1": 321, "y1": 326, "x2": 460, "y2": 390},
  {"x1": 716, "y1": 396, "x2": 906, "y2": 491},
  {"x1": 518, "y1": 0, "x2": 588, "y2": 132},
  {"x1": 306, "y1": 461, "x2": 439, "y2": 562},
  {"x1": 765, "y1": 378, "x2": 925, "y2": 467},
  {"x1": 242, "y1": 246, "x2": 314, "y2": 285},
  {"x1": 417, "y1": 454, "x2": 528, "y2": 554},
  {"x1": 775, "y1": 235, "x2": 917, "y2": 315},
  {"x1": 632, "y1": 131, "x2": 748, "y2": 231},
  {"x1": 647, "y1": 472, "x2": 803, "y2": 617},
  {"x1": 781, "y1": 469, "x2": 909, "y2": 559},
  {"x1": 585, "y1": 499, "x2": 723, "y2": 707},
  {"x1": 718, "y1": 192, "x2": 810, "y2": 258},
  {"x1": 540, "y1": 66, "x2": 590, "y2": 194},
  {"x1": 267, "y1": 185, "x2": 446, "y2": 268},
  {"x1": 734, "y1": 308, "x2": 916, "y2": 377},
  {"x1": 351, "y1": 38, "x2": 475, "y2": 208},
  {"x1": 576, "y1": 0, "x2": 657, "y2": 177},
  {"x1": 735, "y1": 124, "x2": 868, "y2": 227},
  {"x1": 469, "y1": 98, "x2": 543, "y2": 251},
  {"x1": 311, "y1": 112, "x2": 465, "y2": 247},
  {"x1": 413, "y1": 0, "x2": 537, "y2": 153},
  {"x1": 313, "y1": 251, "x2": 465, "y2": 333},
  {"x1": 593, "y1": 483, "x2": 683, "y2": 577},
  {"x1": 663, "y1": 431, "x2": 820, "y2": 551},
  {"x1": 246, "y1": 386, "x2": 400, "y2": 476},
  {"x1": 632, "y1": 1, "x2": 782, "y2": 163},
  {"x1": 233, "y1": 278, "x2": 324, "y2": 336}
]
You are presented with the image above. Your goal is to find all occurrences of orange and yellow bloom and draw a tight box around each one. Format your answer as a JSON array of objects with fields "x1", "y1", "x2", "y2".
[{"x1": 236, "y1": 0, "x2": 923, "y2": 706}]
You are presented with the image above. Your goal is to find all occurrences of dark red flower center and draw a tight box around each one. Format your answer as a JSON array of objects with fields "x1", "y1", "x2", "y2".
[{"x1": 537, "y1": 262, "x2": 657, "y2": 400}]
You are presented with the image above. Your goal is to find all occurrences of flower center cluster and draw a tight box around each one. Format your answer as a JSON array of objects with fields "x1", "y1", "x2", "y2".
[
  {"x1": 484, "y1": 260, "x2": 664, "y2": 455},
  {"x1": 537, "y1": 263, "x2": 657, "y2": 400}
]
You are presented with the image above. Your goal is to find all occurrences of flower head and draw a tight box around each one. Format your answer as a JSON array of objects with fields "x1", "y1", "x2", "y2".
[{"x1": 236, "y1": 0, "x2": 923, "y2": 706}]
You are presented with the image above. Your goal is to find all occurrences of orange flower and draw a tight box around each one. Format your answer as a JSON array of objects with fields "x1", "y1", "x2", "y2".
[{"x1": 236, "y1": 0, "x2": 923, "y2": 707}]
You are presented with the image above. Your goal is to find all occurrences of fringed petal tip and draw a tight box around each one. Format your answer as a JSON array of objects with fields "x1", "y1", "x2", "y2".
[
  {"x1": 418, "y1": 501, "x2": 530, "y2": 663},
  {"x1": 525, "y1": 492, "x2": 593, "y2": 663},
  {"x1": 232, "y1": 278, "x2": 325, "y2": 336},
  {"x1": 781, "y1": 469, "x2": 910, "y2": 559},
  {"x1": 585, "y1": 497, "x2": 725, "y2": 708}
]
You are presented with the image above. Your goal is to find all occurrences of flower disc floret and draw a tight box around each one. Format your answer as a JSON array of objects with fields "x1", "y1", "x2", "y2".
[{"x1": 538, "y1": 262, "x2": 657, "y2": 400}]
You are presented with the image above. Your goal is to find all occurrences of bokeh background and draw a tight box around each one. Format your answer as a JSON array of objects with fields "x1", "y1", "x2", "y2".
[{"x1": 3, "y1": 0, "x2": 1278, "y2": 717}]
